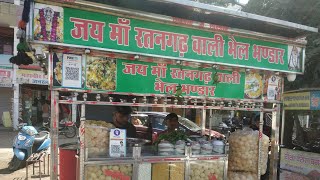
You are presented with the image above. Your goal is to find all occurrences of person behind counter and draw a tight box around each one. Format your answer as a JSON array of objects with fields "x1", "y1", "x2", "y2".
[
  {"x1": 251, "y1": 115, "x2": 271, "y2": 138},
  {"x1": 155, "y1": 113, "x2": 180, "y2": 139},
  {"x1": 112, "y1": 106, "x2": 137, "y2": 138}
]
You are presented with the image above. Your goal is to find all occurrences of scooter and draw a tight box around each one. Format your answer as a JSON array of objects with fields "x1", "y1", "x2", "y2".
[{"x1": 8, "y1": 124, "x2": 51, "y2": 171}]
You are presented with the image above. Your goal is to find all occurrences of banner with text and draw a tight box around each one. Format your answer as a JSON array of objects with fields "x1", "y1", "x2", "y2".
[
  {"x1": 0, "y1": 67, "x2": 12, "y2": 87},
  {"x1": 34, "y1": 3, "x2": 304, "y2": 73},
  {"x1": 310, "y1": 91, "x2": 320, "y2": 110},
  {"x1": 283, "y1": 92, "x2": 310, "y2": 110},
  {"x1": 279, "y1": 169, "x2": 311, "y2": 180},
  {"x1": 53, "y1": 55, "x2": 245, "y2": 98},
  {"x1": 116, "y1": 59, "x2": 245, "y2": 98},
  {"x1": 280, "y1": 148, "x2": 320, "y2": 178},
  {"x1": 16, "y1": 69, "x2": 48, "y2": 85}
]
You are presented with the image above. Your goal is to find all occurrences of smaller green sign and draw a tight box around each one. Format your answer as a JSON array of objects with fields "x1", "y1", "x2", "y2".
[
  {"x1": 53, "y1": 55, "x2": 245, "y2": 99},
  {"x1": 116, "y1": 59, "x2": 245, "y2": 98}
]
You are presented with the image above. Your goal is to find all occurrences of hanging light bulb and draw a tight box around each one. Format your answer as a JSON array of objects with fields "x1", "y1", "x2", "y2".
[{"x1": 287, "y1": 73, "x2": 296, "y2": 82}]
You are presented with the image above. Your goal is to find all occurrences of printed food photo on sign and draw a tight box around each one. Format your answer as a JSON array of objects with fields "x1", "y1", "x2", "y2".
[
  {"x1": 53, "y1": 53, "x2": 62, "y2": 86},
  {"x1": 244, "y1": 72, "x2": 263, "y2": 99},
  {"x1": 53, "y1": 53, "x2": 85, "y2": 88},
  {"x1": 288, "y1": 46, "x2": 302, "y2": 71},
  {"x1": 34, "y1": 3, "x2": 64, "y2": 43},
  {"x1": 263, "y1": 74, "x2": 282, "y2": 101},
  {"x1": 86, "y1": 57, "x2": 116, "y2": 90}
]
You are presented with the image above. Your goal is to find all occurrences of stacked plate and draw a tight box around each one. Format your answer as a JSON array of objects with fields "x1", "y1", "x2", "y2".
[
  {"x1": 201, "y1": 141, "x2": 213, "y2": 155},
  {"x1": 212, "y1": 140, "x2": 225, "y2": 154},
  {"x1": 175, "y1": 140, "x2": 186, "y2": 155},
  {"x1": 191, "y1": 141, "x2": 201, "y2": 155},
  {"x1": 158, "y1": 141, "x2": 174, "y2": 156}
]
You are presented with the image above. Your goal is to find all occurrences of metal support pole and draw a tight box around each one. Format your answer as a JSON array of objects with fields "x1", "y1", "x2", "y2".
[
  {"x1": 270, "y1": 104, "x2": 280, "y2": 180},
  {"x1": 50, "y1": 91, "x2": 59, "y2": 180},
  {"x1": 132, "y1": 145, "x2": 141, "y2": 180},
  {"x1": 223, "y1": 155, "x2": 228, "y2": 180},
  {"x1": 280, "y1": 76, "x2": 285, "y2": 145},
  {"x1": 72, "y1": 93, "x2": 78, "y2": 123},
  {"x1": 12, "y1": 26, "x2": 20, "y2": 131},
  {"x1": 184, "y1": 146, "x2": 191, "y2": 180},
  {"x1": 280, "y1": 108, "x2": 286, "y2": 145},
  {"x1": 209, "y1": 109, "x2": 212, "y2": 140},
  {"x1": 257, "y1": 111, "x2": 264, "y2": 180},
  {"x1": 79, "y1": 103, "x2": 86, "y2": 180},
  {"x1": 162, "y1": 96, "x2": 167, "y2": 112},
  {"x1": 201, "y1": 108, "x2": 206, "y2": 136}
]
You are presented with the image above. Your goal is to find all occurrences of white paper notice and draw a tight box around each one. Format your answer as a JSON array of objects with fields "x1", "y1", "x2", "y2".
[
  {"x1": 267, "y1": 75, "x2": 279, "y2": 100},
  {"x1": 62, "y1": 54, "x2": 82, "y2": 88},
  {"x1": 109, "y1": 128, "x2": 126, "y2": 157}
]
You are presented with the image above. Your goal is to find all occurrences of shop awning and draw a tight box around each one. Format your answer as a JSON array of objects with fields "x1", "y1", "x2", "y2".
[{"x1": 81, "y1": 0, "x2": 318, "y2": 39}]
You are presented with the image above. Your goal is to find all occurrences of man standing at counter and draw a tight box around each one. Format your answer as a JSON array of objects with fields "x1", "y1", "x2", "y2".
[
  {"x1": 155, "y1": 113, "x2": 180, "y2": 140},
  {"x1": 112, "y1": 106, "x2": 137, "y2": 138}
]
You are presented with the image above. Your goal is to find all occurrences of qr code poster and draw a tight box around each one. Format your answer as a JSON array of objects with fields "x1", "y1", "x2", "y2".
[
  {"x1": 62, "y1": 54, "x2": 82, "y2": 88},
  {"x1": 109, "y1": 129, "x2": 126, "y2": 157}
]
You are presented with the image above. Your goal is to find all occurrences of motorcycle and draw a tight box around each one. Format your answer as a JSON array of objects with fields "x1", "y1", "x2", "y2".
[
  {"x1": 40, "y1": 118, "x2": 77, "y2": 138},
  {"x1": 9, "y1": 124, "x2": 51, "y2": 171}
]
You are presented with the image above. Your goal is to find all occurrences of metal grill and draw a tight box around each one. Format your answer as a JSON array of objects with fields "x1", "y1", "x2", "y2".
[{"x1": 265, "y1": 113, "x2": 272, "y2": 127}]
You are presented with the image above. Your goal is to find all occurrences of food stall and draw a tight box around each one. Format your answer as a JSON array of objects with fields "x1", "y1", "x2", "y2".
[
  {"x1": 21, "y1": 0, "x2": 317, "y2": 179},
  {"x1": 280, "y1": 90, "x2": 320, "y2": 179}
]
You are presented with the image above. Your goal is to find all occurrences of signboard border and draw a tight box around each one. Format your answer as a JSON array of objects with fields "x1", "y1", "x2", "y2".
[{"x1": 31, "y1": 3, "x2": 306, "y2": 74}]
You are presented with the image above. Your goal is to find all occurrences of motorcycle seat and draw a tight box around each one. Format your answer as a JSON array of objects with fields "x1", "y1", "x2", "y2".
[
  {"x1": 34, "y1": 132, "x2": 49, "y2": 143},
  {"x1": 32, "y1": 132, "x2": 49, "y2": 153}
]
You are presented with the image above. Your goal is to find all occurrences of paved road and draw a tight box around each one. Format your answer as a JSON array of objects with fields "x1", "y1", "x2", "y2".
[{"x1": 0, "y1": 127, "x2": 77, "y2": 180}]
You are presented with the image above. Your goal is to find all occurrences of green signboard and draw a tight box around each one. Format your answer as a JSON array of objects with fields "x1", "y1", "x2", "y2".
[
  {"x1": 116, "y1": 59, "x2": 245, "y2": 98},
  {"x1": 34, "y1": 3, "x2": 304, "y2": 73},
  {"x1": 53, "y1": 54, "x2": 245, "y2": 98}
]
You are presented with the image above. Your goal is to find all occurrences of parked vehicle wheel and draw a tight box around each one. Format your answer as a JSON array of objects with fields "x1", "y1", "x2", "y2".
[
  {"x1": 8, "y1": 155, "x2": 25, "y2": 171},
  {"x1": 64, "y1": 126, "x2": 77, "y2": 138}
]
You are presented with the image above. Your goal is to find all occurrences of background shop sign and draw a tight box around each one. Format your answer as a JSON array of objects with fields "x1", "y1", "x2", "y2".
[
  {"x1": 280, "y1": 148, "x2": 320, "y2": 178},
  {"x1": 34, "y1": 3, "x2": 304, "y2": 73},
  {"x1": 0, "y1": 67, "x2": 12, "y2": 87},
  {"x1": 0, "y1": 55, "x2": 13, "y2": 67},
  {"x1": 310, "y1": 91, "x2": 320, "y2": 110},
  {"x1": 16, "y1": 69, "x2": 48, "y2": 85},
  {"x1": 283, "y1": 92, "x2": 310, "y2": 110},
  {"x1": 279, "y1": 169, "x2": 310, "y2": 180}
]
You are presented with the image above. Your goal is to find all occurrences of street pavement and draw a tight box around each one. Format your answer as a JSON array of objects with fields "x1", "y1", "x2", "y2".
[{"x1": 0, "y1": 126, "x2": 77, "y2": 180}]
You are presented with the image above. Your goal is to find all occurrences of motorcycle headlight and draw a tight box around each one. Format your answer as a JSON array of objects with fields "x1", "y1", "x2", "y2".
[
  {"x1": 26, "y1": 129, "x2": 37, "y2": 136},
  {"x1": 18, "y1": 135, "x2": 26, "y2": 141}
]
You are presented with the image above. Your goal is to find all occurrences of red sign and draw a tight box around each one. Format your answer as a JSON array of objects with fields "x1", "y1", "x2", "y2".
[
  {"x1": 104, "y1": 170, "x2": 130, "y2": 180},
  {"x1": 208, "y1": 174, "x2": 218, "y2": 180},
  {"x1": 0, "y1": 68, "x2": 12, "y2": 87},
  {"x1": 0, "y1": 69, "x2": 11, "y2": 78}
]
